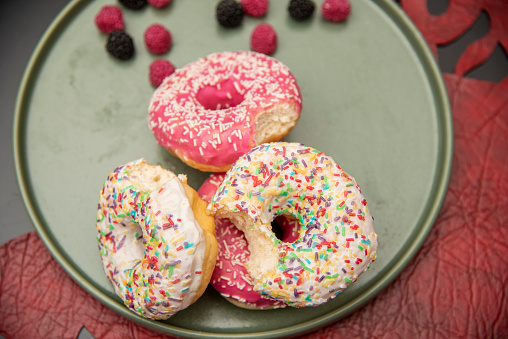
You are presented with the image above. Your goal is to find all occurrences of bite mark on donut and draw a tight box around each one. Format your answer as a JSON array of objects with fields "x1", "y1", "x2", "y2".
[
  {"x1": 214, "y1": 209, "x2": 279, "y2": 280},
  {"x1": 199, "y1": 172, "x2": 301, "y2": 309},
  {"x1": 254, "y1": 103, "x2": 300, "y2": 144}
]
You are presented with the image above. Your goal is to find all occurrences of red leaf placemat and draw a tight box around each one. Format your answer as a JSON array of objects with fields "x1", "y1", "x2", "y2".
[
  {"x1": 2, "y1": 1, "x2": 507, "y2": 338},
  {"x1": 400, "y1": 0, "x2": 508, "y2": 76}
]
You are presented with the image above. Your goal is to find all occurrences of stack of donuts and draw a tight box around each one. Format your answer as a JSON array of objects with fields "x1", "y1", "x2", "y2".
[{"x1": 96, "y1": 51, "x2": 378, "y2": 319}]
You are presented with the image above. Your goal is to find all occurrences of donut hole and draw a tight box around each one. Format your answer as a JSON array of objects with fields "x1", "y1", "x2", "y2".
[
  {"x1": 271, "y1": 215, "x2": 300, "y2": 243},
  {"x1": 195, "y1": 78, "x2": 245, "y2": 110},
  {"x1": 112, "y1": 220, "x2": 145, "y2": 265},
  {"x1": 271, "y1": 219, "x2": 284, "y2": 240}
]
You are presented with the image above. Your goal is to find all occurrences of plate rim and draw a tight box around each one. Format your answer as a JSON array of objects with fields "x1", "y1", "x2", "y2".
[{"x1": 12, "y1": 0, "x2": 453, "y2": 337}]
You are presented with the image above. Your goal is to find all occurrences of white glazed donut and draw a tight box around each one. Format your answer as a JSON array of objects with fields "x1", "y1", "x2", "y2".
[
  {"x1": 96, "y1": 159, "x2": 218, "y2": 319},
  {"x1": 148, "y1": 51, "x2": 302, "y2": 172},
  {"x1": 208, "y1": 142, "x2": 378, "y2": 307}
]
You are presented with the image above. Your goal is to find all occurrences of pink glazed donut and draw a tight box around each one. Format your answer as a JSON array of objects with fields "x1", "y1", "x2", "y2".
[
  {"x1": 148, "y1": 51, "x2": 302, "y2": 172},
  {"x1": 198, "y1": 173, "x2": 299, "y2": 309}
]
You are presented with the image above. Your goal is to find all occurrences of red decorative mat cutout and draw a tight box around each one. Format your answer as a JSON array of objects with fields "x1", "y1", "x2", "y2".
[
  {"x1": 1, "y1": 1, "x2": 507, "y2": 338},
  {"x1": 401, "y1": 0, "x2": 508, "y2": 76}
]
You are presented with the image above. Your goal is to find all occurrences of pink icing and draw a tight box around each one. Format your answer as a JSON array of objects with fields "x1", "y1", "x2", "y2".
[
  {"x1": 148, "y1": 51, "x2": 302, "y2": 169},
  {"x1": 197, "y1": 173, "x2": 299, "y2": 309},
  {"x1": 195, "y1": 78, "x2": 245, "y2": 110}
]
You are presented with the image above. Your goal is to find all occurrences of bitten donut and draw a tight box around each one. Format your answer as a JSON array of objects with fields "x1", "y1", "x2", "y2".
[
  {"x1": 208, "y1": 142, "x2": 378, "y2": 307},
  {"x1": 96, "y1": 159, "x2": 218, "y2": 319},
  {"x1": 198, "y1": 173, "x2": 299, "y2": 309},
  {"x1": 148, "y1": 51, "x2": 302, "y2": 172}
]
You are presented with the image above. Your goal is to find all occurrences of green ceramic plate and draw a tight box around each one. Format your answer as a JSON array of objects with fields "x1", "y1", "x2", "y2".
[{"x1": 14, "y1": 0, "x2": 452, "y2": 337}]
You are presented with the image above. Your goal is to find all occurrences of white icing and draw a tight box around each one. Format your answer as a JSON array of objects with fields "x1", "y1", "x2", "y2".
[
  {"x1": 96, "y1": 159, "x2": 206, "y2": 319},
  {"x1": 208, "y1": 143, "x2": 379, "y2": 307}
]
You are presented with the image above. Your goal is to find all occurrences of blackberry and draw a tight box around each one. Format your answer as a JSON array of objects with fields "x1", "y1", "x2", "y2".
[
  {"x1": 216, "y1": 0, "x2": 244, "y2": 28},
  {"x1": 288, "y1": 0, "x2": 315, "y2": 21},
  {"x1": 106, "y1": 31, "x2": 135, "y2": 60},
  {"x1": 119, "y1": 0, "x2": 148, "y2": 10}
]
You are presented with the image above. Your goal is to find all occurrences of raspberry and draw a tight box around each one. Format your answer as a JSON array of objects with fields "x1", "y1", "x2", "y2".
[
  {"x1": 250, "y1": 23, "x2": 277, "y2": 55},
  {"x1": 240, "y1": 0, "x2": 268, "y2": 17},
  {"x1": 288, "y1": 0, "x2": 315, "y2": 21},
  {"x1": 106, "y1": 31, "x2": 135, "y2": 60},
  {"x1": 94, "y1": 5, "x2": 124, "y2": 34},
  {"x1": 144, "y1": 24, "x2": 172, "y2": 54},
  {"x1": 322, "y1": 0, "x2": 351, "y2": 22},
  {"x1": 216, "y1": 0, "x2": 244, "y2": 28},
  {"x1": 149, "y1": 59, "x2": 176, "y2": 87},
  {"x1": 147, "y1": 0, "x2": 172, "y2": 8},
  {"x1": 119, "y1": 0, "x2": 148, "y2": 10}
]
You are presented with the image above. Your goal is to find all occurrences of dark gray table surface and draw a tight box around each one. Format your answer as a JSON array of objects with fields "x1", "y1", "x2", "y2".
[
  {"x1": 1, "y1": 0, "x2": 72, "y2": 245},
  {"x1": 0, "y1": 0, "x2": 505, "y2": 337}
]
